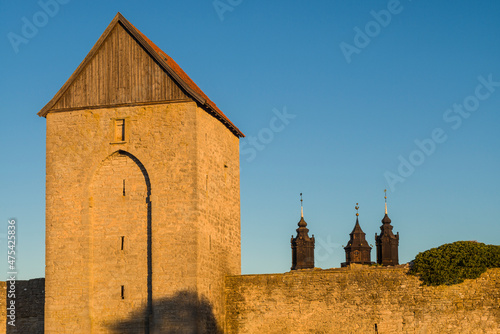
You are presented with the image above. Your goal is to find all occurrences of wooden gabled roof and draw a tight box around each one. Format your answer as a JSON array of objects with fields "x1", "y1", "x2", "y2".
[{"x1": 38, "y1": 12, "x2": 244, "y2": 138}]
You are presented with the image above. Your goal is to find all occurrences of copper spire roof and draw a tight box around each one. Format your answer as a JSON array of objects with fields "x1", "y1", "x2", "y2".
[
  {"x1": 346, "y1": 204, "x2": 371, "y2": 248},
  {"x1": 382, "y1": 190, "x2": 392, "y2": 224},
  {"x1": 382, "y1": 214, "x2": 392, "y2": 224},
  {"x1": 350, "y1": 217, "x2": 365, "y2": 234},
  {"x1": 291, "y1": 193, "x2": 315, "y2": 270},
  {"x1": 294, "y1": 193, "x2": 312, "y2": 238}
]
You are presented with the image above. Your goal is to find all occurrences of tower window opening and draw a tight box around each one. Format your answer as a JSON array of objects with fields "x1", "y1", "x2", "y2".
[
  {"x1": 121, "y1": 285, "x2": 124, "y2": 299},
  {"x1": 115, "y1": 119, "x2": 125, "y2": 141},
  {"x1": 122, "y1": 179, "x2": 126, "y2": 196},
  {"x1": 121, "y1": 236, "x2": 124, "y2": 250}
]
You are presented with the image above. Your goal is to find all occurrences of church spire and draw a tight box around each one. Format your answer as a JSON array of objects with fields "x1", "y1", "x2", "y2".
[
  {"x1": 384, "y1": 189, "x2": 388, "y2": 215},
  {"x1": 300, "y1": 192, "x2": 304, "y2": 218},
  {"x1": 375, "y1": 191, "x2": 399, "y2": 266},
  {"x1": 341, "y1": 203, "x2": 373, "y2": 267},
  {"x1": 291, "y1": 193, "x2": 315, "y2": 270}
]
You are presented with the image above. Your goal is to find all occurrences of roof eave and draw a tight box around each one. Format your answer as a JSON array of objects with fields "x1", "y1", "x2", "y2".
[{"x1": 38, "y1": 13, "x2": 245, "y2": 138}]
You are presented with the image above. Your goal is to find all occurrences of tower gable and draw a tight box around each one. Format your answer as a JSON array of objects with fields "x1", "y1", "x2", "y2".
[
  {"x1": 38, "y1": 13, "x2": 244, "y2": 138},
  {"x1": 48, "y1": 23, "x2": 190, "y2": 111}
]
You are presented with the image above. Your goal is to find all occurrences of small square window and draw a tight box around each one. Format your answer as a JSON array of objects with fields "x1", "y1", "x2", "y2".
[{"x1": 115, "y1": 119, "x2": 125, "y2": 142}]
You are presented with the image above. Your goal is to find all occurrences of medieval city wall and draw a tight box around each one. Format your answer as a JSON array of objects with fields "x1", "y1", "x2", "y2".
[
  {"x1": 225, "y1": 266, "x2": 500, "y2": 334},
  {"x1": 0, "y1": 281, "x2": 5, "y2": 332},
  {"x1": 1, "y1": 269, "x2": 499, "y2": 333},
  {"x1": 0, "y1": 279, "x2": 44, "y2": 334}
]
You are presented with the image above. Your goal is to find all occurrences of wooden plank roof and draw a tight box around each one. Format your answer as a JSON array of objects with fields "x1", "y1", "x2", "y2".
[{"x1": 38, "y1": 12, "x2": 244, "y2": 138}]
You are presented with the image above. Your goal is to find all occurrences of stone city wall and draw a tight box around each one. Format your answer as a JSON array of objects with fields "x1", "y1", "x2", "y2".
[
  {"x1": 0, "y1": 268, "x2": 499, "y2": 333},
  {"x1": 225, "y1": 266, "x2": 500, "y2": 333},
  {"x1": 0, "y1": 278, "x2": 44, "y2": 334}
]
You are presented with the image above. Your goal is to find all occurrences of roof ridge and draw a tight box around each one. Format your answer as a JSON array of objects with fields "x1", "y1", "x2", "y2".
[{"x1": 38, "y1": 12, "x2": 244, "y2": 138}]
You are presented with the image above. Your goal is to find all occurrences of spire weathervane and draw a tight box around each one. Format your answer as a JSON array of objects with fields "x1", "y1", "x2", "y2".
[
  {"x1": 300, "y1": 193, "x2": 303, "y2": 218},
  {"x1": 384, "y1": 189, "x2": 388, "y2": 215},
  {"x1": 355, "y1": 203, "x2": 359, "y2": 216}
]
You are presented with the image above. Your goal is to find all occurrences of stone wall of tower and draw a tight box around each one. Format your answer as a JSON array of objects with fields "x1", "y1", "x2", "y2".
[
  {"x1": 194, "y1": 106, "x2": 241, "y2": 331},
  {"x1": 44, "y1": 101, "x2": 240, "y2": 333}
]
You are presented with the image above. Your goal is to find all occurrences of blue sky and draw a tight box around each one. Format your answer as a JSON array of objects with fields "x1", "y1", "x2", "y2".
[{"x1": 1, "y1": 0, "x2": 499, "y2": 279}]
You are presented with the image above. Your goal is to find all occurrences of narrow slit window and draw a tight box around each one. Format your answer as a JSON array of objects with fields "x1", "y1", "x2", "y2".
[
  {"x1": 121, "y1": 285, "x2": 124, "y2": 299},
  {"x1": 122, "y1": 180, "x2": 126, "y2": 196},
  {"x1": 115, "y1": 119, "x2": 125, "y2": 141},
  {"x1": 224, "y1": 164, "x2": 228, "y2": 185},
  {"x1": 121, "y1": 236, "x2": 124, "y2": 250}
]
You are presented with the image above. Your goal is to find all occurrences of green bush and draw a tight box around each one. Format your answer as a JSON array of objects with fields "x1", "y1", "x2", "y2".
[{"x1": 409, "y1": 241, "x2": 500, "y2": 286}]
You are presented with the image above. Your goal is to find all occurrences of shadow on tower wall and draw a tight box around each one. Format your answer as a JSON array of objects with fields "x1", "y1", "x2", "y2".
[{"x1": 109, "y1": 290, "x2": 222, "y2": 334}]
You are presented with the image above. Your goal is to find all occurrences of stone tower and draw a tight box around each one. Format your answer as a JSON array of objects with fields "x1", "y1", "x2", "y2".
[
  {"x1": 291, "y1": 194, "x2": 315, "y2": 270},
  {"x1": 341, "y1": 204, "x2": 373, "y2": 267},
  {"x1": 39, "y1": 13, "x2": 243, "y2": 333},
  {"x1": 375, "y1": 191, "x2": 399, "y2": 266}
]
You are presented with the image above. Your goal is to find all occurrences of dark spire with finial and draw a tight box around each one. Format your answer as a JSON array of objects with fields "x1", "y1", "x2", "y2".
[
  {"x1": 301, "y1": 192, "x2": 304, "y2": 217},
  {"x1": 375, "y1": 190, "x2": 399, "y2": 266},
  {"x1": 291, "y1": 193, "x2": 315, "y2": 270},
  {"x1": 341, "y1": 203, "x2": 373, "y2": 267}
]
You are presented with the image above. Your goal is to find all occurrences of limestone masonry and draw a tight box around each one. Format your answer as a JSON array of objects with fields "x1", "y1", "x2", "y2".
[
  {"x1": 226, "y1": 266, "x2": 500, "y2": 333},
  {"x1": 3, "y1": 12, "x2": 499, "y2": 334},
  {"x1": 2, "y1": 268, "x2": 500, "y2": 333},
  {"x1": 38, "y1": 13, "x2": 241, "y2": 333},
  {"x1": 1, "y1": 279, "x2": 44, "y2": 333}
]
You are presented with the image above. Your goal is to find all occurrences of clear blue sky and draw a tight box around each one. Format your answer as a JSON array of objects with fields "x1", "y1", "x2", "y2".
[{"x1": 1, "y1": 0, "x2": 499, "y2": 279}]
